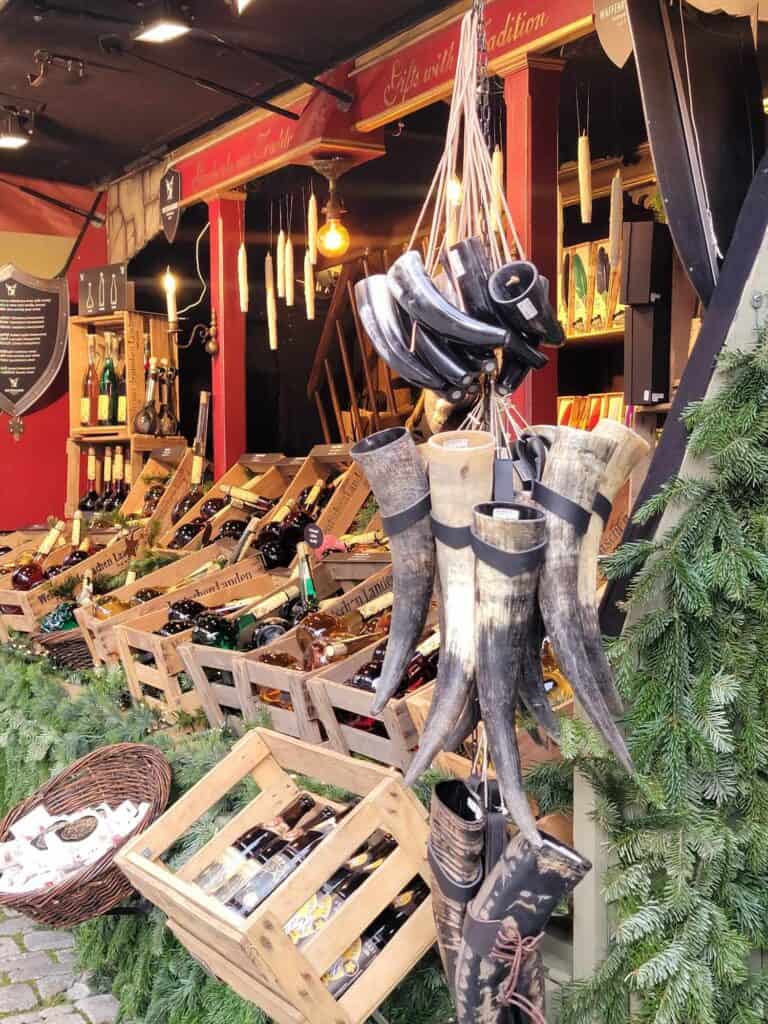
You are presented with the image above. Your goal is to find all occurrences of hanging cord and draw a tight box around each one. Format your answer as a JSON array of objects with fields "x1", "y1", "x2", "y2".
[{"x1": 178, "y1": 221, "x2": 211, "y2": 317}]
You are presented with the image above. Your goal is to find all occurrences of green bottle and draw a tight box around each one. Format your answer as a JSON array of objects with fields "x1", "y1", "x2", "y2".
[{"x1": 98, "y1": 333, "x2": 118, "y2": 426}]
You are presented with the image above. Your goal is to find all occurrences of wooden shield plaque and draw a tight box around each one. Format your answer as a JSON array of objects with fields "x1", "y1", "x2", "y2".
[
  {"x1": 0, "y1": 265, "x2": 68, "y2": 422},
  {"x1": 160, "y1": 168, "x2": 182, "y2": 244},
  {"x1": 594, "y1": 0, "x2": 632, "y2": 68}
]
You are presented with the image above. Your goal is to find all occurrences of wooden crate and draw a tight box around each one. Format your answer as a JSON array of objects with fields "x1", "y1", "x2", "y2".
[
  {"x1": 0, "y1": 529, "x2": 145, "y2": 634},
  {"x1": 157, "y1": 453, "x2": 288, "y2": 549},
  {"x1": 68, "y1": 311, "x2": 177, "y2": 440},
  {"x1": 114, "y1": 566, "x2": 283, "y2": 717},
  {"x1": 116, "y1": 728, "x2": 435, "y2": 1024},
  {"x1": 312, "y1": 638, "x2": 435, "y2": 772},
  {"x1": 321, "y1": 551, "x2": 390, "y2": 592},
  {"x1": 74, "y1": 542, "x2": 235, "y2": 666},
  {"x1": 65, "y1": 436, "x2": 187, "y2": 521},
  {"x1": 204, "y1": 568, "x2": 393, "y2": 743}
]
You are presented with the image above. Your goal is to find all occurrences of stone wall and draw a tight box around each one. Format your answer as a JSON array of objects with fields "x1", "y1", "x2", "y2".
[{"x1": 107, "y1": 163, "x2": 164, "y2": 264}]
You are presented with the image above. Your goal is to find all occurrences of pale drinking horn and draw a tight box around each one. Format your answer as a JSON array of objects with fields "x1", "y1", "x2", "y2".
[
  {"x1": 472, "y1": 502, "x2": 546, "y2": 846},
  {"x1": 455, "y1": 831, "x2": 591, "y2": 1024},
  {"x1": 405, "y1": 430, "x2": 495, "y2": 784},
  {"x1": 534, "y1": 427, "x2": 635, "y2": 774},
  {"x1": 351, "y1": 428, "x2": 435, "y2": 714},
  {"x1": 580, "y1": 419, "x2": 651, "y2": 716}
]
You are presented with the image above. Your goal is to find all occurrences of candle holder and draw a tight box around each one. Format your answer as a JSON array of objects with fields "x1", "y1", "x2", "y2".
[{"x1": 169, "y1": 309, "x2": 219, "y2": 355}]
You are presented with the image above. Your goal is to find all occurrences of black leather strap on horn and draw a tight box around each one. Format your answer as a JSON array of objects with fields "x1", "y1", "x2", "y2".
[
  {"x1": 530, "y1": 480, "x2": 591, "y2": 536},
  {"x1": 593, "y1": 492, "x2": 613, "y2": 524},
  {"x1": 484, "y1": 812, "x2": 508, "y2": 877},
  {"x1": 463, "y1": 908, "x2": 506, "y2": 957},
  {"x1": 380, "y1": 492, "x2": 431, "y2": 538},
  {"x1": 427, "y1": 844, "x2": 484, "y2": 904},
  {"x1": 470, "y1": 534, "x2": 547, "y2": 578},
  {"x1": 431, "y1": 516, "x2": 472, "y2": 549}
]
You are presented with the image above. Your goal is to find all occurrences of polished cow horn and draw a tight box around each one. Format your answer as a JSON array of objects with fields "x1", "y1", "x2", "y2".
[
  {"x1": 455, "y1": 831, "x2": 591, "y2": 1024},
  {"x1": 412, "y1": 323, "x2": 479, "y2": 387},
  {"x1": 534, "y1": 427, "x2": 635, "y2": 774},
  {"x1": 472, "y1": 502, "x2": 546, "y2": 846},
  {"x1": 581, "y1": 419, "x2": 651, "y2": 716},
  {"x1": 389, "y1": 249, "x2": 510, "y2": 351},
  {"x1": 488, "y1": 261, "x2": 565, "y2": 346},
  {"x1": 351, "y1": 428, "x2": 435, "y2": 713},
  {"x1": 404, "y1": 430, "x2": 495, "y2": 784}
]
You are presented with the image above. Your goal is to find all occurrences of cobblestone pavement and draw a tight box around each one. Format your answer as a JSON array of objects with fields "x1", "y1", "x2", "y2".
[{"x1": 0, "y1": 909, "x2": 118, "y2": 1024}]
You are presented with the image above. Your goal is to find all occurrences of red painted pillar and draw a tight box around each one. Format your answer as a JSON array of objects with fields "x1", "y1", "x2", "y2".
[
  {"x1": 504, "y1": 56, "x2": 565, "y2": 426},
  {"x1": 207, "y1": 195, "x2": 247, "y2": 477}
]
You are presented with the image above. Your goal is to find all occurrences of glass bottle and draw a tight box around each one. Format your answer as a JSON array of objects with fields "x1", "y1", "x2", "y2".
[
  {"x1": 78, "y1": 447, "x2": 100, "y2": 513},
  {"x1": 115, "y1": 334, "x2": 127, "y2": 426},
  {"x1": 106, "y1": 447, "x2": 127, "y2": 510},
  {"x1": 191, "y1": 612, "x2": 238, "y2": 649},
  {"x1": 96, "y1": 447, "x2": 114, "y2": 511},
  {"x1": 98, "y1": 333, "x2": 118, "y2": 427},
  {"x1": 200, "y1": 495, "x2": 228, "y2": 520},
  {"x1": 219, "y1": 486, "x2": 275, "y2": 518},
  {"x1": 62, "y1": 512, "x2": 92, "y2": 568},
  {"x1": 171, "y1": 391, "x2": 210, "y2": 523},
  {"x1": 213, "y1": 518, "x2": 248, "y2": 543},
  {"x1": 133, "y1": 356, "x2": 160, "y2": 436},
  {"x1": 168, "y1": 518, "x2": 208, "y2": 549},
  {"x1": 290, "y1": 541, "x2": 319, "y2": 621},
  {"x1": 157, "y1": 359, "x2": 180, "y2": 437},
  {"x1": 81, "y1": 333, "x2": 99, "y2": 428},
  {"x1": 12, "y1": 520, "x2": 65, "y2": 591},
  {"x1": 167, "y1": 598, "x2": 206, "y2": 623}
]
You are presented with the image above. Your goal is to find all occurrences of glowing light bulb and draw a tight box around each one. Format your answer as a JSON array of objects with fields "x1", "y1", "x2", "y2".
[
  {"x1": 447, "y1": 175, "x2": 463, "y2": 206},
  {"x1": 317, "y1": 218, "x2": 351, "y2": 259}
]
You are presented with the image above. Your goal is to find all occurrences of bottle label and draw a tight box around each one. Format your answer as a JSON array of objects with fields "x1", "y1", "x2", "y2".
[
  {"x1": 117, "y1": 396, "x2": 127, "y2": 424},
  {"x1": 191, "y1": 455, "x2": 204, "y2": 486},
  {"x1": 87, "y1": 454, "x2": 96, "y2": 480},
  {"x1": 97, "y1": 395, "x2": 110, "y2": 422},
  {"x1": 416, "y1": 632, "x2": 440, "y2": 657},
  {"x1": 285, "y1": 892, "x2": 338, "y2": 946},
  {"x1": 80, "y1": 398, "x2": 91, "y2": 425}
]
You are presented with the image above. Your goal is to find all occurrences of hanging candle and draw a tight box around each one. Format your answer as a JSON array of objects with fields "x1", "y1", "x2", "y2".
[
  {"x1": 491, "y1": 145, "x2": 504, "y2": 234},
  {"x1": 285, "y1": 235, "x2": 295, "y2": 307},
  {"x1": 609, "y1": 169, "x2": 623, "y2": 268},
  {"x1": 238, "y1": 242, "x2": 249, "y2": 313},
  {"x1": 304, "y1": 249, "x2": 315, "y2": 321},
  {"x1": 308, "y1": 193, "x2": 318, "y2": 266},
  {"x1": 265, "y1": 252, "x2": 278, "y2": 351},
  {"x1": 276, "y1": 228, "x2": 286, "y2": 298},
  {"x1": 578, "y1": 132, "x2": 592, "y2": 225}
]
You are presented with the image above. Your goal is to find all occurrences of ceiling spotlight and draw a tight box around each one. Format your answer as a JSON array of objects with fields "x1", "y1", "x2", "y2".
[
  {"x1": 0, "y1": 109, "x2": 32, "y2": 150},
  {"x1": 235, "y1": 0, "x2": 256, "y2": 11},
  {"x1": 135, "y1": 2, "x2": 191, "y2": 43}
]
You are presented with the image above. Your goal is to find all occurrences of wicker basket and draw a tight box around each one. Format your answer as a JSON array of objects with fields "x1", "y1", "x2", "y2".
[{"x1": 0, "y1": 743, "x2": 172, "y2": 928}]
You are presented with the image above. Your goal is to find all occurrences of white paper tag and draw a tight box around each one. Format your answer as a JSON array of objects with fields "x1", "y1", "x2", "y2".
[
  {"x1": 443, "y1": 439, "x2": 470, "y2": 449},
  {"x1": 448, "y1": 249, "x2": 466, "y2": 277},
  {"x1": 518, "y1": 297, "x2": 538, "y2": 321},
  {"x1": 493, "y1": 508, "x2": 520, "y2": 521}
]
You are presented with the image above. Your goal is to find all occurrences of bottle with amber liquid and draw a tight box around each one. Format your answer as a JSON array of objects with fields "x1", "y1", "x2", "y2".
[
  {"x1": 541, "y1": 638, "x2": 574, "y2": 709},
  {"x1": 81, "y1": 333, "x2": 100, "y2": 427},
  {"x1": 98, "y1": 333, "x2": 118, "y2": 427},
  {"x1": 12, "y1": 520, "x2": 65, "y2": 591},
  {"x1": 157, "y1": 359, "x2": 180, "y2": 437},
  {"x1": 133, "y1": 357, "x2": 160, "y2": 435},
  {"x1": 96, "y1": 447, "x2": 114, "y2": 511},
  {"x1": 78, "y1": 447, "x2": 100, "y2": 513},
  {"x1": 172, "y1": 391, "x2": 210, "y2": 523},
  {"x1": 296, "y1": 593, "x2": 394, "y2": 669}
]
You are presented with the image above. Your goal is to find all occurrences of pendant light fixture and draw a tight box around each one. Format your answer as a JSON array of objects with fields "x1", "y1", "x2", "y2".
[
  {"x1": 0, "y1": 108, "x2": 32, "y2": 150},
  {"x1": 312, "y1": 157, "x2": 354, "y2": 261},
  {"x1": 135, "y1": 0, "x2": 191, "y2": 43}
]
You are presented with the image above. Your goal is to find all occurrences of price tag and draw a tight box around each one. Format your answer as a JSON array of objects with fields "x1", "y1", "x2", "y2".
[{"x1": 304, "y1": 523, "x2": 325, "y2": 549}]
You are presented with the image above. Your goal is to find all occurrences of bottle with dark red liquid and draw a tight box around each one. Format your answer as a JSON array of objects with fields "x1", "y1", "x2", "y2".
[{"x1": 12, "y1": 520, "x2": 65, "y2": 591}]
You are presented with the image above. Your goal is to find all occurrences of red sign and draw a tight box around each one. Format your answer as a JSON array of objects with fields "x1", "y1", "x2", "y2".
[{"x1": 353, "y1": 0, "x2": 592, "y2": 129}]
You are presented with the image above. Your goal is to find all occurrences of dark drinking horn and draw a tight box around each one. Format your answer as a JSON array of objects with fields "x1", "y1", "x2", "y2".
[
  {"x1": 488, "y1": 261, "x2": 566, "y2": 347},
  {"x1": 444, "y1": 235, "x2": 499, "y2": 324},
  {"x1": 517, "y1": 615, "x2": 561, "y2": 743},
  {"x1": 534, "y1": 427, "x2": 635, "y2": 774},
  {"x1": 472, "y1": 502, "x2": 546, "y2": 846},
  {"x1": 454, "y1": 831, "x2": 591, "y2": 1024},
  {"x1": 405, "y1": 430, "x2": 495, "y2": 784},
  {"x1": 350, "y1": 428, "x2": 435, "y2": 715},
  {"x1": 413, "y1": 323, "x2": 478, "y2": 387},
  {"x1": 389, "y1": 250, "x2": 510, "y2": 351},
  {"x1": 579, "y1": 419, "x2": 650, "y2": 717},
  {"x1": 355, "y1": 276, "x2": 464, "y2": 400},
  {"x1": 450, "y1": 344, "x2": 497, "y2": 376},
  {"x1": 428, "y1": 780, "x2": 486, "y2": 999}
]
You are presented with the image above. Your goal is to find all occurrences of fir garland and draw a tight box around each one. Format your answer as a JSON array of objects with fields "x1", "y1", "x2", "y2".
[{"x1": 559, "y1": 335, "x2": 768, "y2": 1023}]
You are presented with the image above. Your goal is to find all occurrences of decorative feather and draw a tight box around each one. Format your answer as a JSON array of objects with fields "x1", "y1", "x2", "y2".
[
  {"x1": 276, "y1": 228, "x2": 286, "y2": 298},
  {"x1": 609, "y1": 169, "x2": 623, "y2": 267},
  {"x1": 491, "y1": 145, "x2": 504, "y2": 234},
  {"x1": 308, "y1": 193, "x2": 318, "y2": 265},
  {"x1": 265, "y1": 252, "x2": 278, "y2": 351},
  {"x1": 304, "y1": 249, "x2": 315, "y2": 321},
  {"x1": 237, "y1": 242, "x2": 249, "y2": 313},
  {"x1": 578, "y1": 132, "x2": 592, "y2": 224},
  {"x1": 284, "y1": 235, "x2": 294, "y2": 307}
]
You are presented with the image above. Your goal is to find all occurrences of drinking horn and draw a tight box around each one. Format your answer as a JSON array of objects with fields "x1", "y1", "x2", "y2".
[
  {"x1": 472, "y1": 502, "x2": 546, "y2": 847},
  {"x1": 533, "y1": 427, "x2": 635, "y2": 774},
  {"x1": 405, "y1": 430, "x2": 495, "y2": 783},
  {"x1": 428, "y1": 780, "x2": 486, "y2": 999},
  {"x1": 388, "y1": 249, "x2": 510, "y2": 351},
  {"x1": 355, "y1": 276, "x2": 466, "y2": 402},
  {"x1": 413, "y1": 323, "x2": 479, "y2": 387},
  {"x1": 351, "y1": 428, "x2": 435, "y2": 714},
  {"x1": 488, "y1": 261, "x2": 566, "y2": 347},
  {"x1": 454, "y1": 831, "x2": 591, "y2": 1024},
  {"x1": 579, "y1": 420, "x2": 651, "y2": 717},
  {"x1": 517, "y1": 609, "x2": 561, "y2": 744}
]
